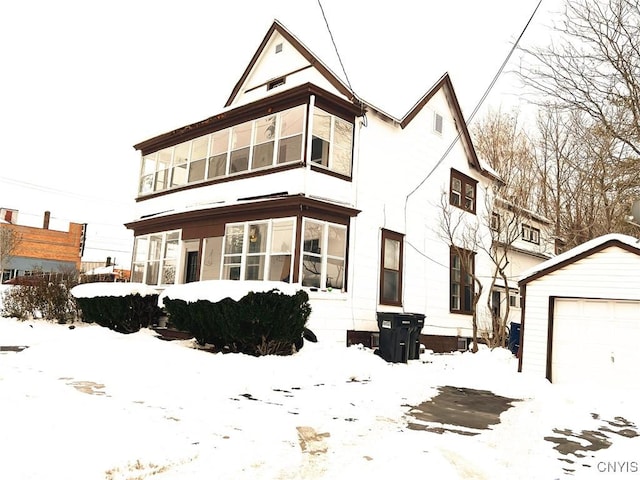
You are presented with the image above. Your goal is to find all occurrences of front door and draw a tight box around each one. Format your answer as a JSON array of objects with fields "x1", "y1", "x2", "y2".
[{"x1": 185, "y1": 251, "x2": 199, "y2": 283}]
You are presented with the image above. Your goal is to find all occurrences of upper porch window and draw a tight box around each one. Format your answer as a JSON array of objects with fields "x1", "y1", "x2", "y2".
[
  {"x1": 138, "y1": 104, "x2": 354, "y2": 195},
  {"x1": 310, "y1": 109, "x2": 353, "y2": 176},
  {"x1": 139, "y1": 105, "x2": 306, "y2": 194}
]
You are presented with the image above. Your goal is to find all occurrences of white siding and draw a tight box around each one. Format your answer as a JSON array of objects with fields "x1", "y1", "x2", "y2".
[
  {"x1": 520, "y1": 246, "x2": 640, "y2": 379},
  {"x1": 230, "y1": 32, "x2": 349, "y2": 108},
  {"x1": 132, "y1": 24, "x2": 499, "y2": 346}
]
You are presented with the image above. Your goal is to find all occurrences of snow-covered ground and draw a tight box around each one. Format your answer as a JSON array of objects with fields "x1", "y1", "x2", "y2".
[
  {"x1": 1, "y1": 314, "x2": 639, "y2": 480},
  {"x1": 1, "y1": 281, "x2": 639, "y2": 479}
]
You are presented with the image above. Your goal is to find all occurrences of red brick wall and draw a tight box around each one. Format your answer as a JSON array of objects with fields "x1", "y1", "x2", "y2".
[{"x1": 7, "y1": 222, "x2": 83, "y2": 269}]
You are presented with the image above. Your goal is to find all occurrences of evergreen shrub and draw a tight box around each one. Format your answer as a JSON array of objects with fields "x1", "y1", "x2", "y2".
[
  {"x1": 76, "y1": 294, "x2": 162, "y2": 334},
  {"x1": 163, "y1": 289, "x2": 311, "y2": 356}
]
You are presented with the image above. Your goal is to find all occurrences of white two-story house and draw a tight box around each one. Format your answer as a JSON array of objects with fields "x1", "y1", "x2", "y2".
[
  {"x1": 125, "y1": 20, "x2": 500, "y2": 350},
  {"x1": 489, "y1": 198, "x2": 556, "y2": 328}
]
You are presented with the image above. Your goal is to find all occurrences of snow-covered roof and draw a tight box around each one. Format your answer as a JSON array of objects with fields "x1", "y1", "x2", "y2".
[{"x1": 518, "y1": 233, "x2": 640, "y2": 284}]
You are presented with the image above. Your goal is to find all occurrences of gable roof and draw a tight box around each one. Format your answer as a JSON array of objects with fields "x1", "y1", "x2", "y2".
[
  {"x1": 224, "y1": 20, "x2": 495, "y2": 180},
  {"x1": 518, "y1": 233, "x2": 640, "y2": 285},
  {"x1": 225, "y1": 20, "x2": 356, "y2": 107},
  {"x1": 134, "y1": 20, "x2": 497, "y2": 181}
]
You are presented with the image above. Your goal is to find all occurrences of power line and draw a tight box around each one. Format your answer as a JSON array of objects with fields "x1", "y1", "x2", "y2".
[
  {"x1": 405, "y1": 0, "x2": 543, "y2": 204},
  {"x1": 0, "y1": 175, "x2": 133, "y2": 208},
  {"x1": 317, "y1": 0, "x2": 354, "y2": 94}
]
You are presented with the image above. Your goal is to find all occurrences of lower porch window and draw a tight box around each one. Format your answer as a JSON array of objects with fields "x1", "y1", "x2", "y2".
[
  {"x1": 131, "y1": 230, "x2": 180, "y2": 286},
  {"x1": 221, "y1": 219, "x2": 295, "y2": 282},
  {"x1": 301, "y1": 219, "x2": 347, "y2": 290}
]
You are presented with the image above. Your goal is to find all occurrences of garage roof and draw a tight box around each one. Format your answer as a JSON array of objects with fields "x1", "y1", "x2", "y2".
[{"x1": 518, "y1": 233, "x2": 640, "y2": 285}]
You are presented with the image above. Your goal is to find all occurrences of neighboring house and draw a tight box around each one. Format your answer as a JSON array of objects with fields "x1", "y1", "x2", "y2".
[
  {"x1": 489, "y1": 199, "x2": 555, "y2": 327},
  {"x1": 1, "y1": 209, "x2": 86, "y2": 283},
  {"x1": 81, "y1": 258, "x2": 131, "y2": 283},
  {"x1": 517, "y1": 233, "x2": 640, "y2": 385},
  {"x1": 124, "y1": 20, "x2": 500, "y2": 349}
]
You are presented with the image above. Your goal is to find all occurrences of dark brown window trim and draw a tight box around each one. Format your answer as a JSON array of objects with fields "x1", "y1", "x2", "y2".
[
  {"x1": 450, "y1": 169, "x2": 477, "y2": 215},
  {"x1": 134, "y1": 83, "x2": 361, "y2": 156},
  {"x1": 379, "y1": 229, "x2": 404, "y2": 306},
  {"x1": 308, "y1": 163, "x2": 352, "y2": 181},
  {"x1": 136, "y1": 162, "x2": 303, "y2": 202},
  {"x1": 449, "y1": 246, "x2": 475, "y2": 315},
  {"x1": 126, "y1": 194, "x2": 360, "y2": 237},
  {"x1": 243, "y1": 65, "x2": 312, "y2": 94},
  {"x1": 136, "y1": 160, "x2": 353, "y2": 203}
]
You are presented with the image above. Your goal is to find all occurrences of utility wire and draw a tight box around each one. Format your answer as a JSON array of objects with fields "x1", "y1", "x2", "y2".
[
  {"x1": 317, "y1": 0, "x2": 354, "y2": 94},
  {"x1": 0, "y1": 175, "x2": 133, "y2": 208},
  {"x1": 405, "y1": 0, "x2": 543, "y2": 203}
]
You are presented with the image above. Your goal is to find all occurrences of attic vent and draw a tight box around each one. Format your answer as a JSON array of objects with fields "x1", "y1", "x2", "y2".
[
  {"x1": 275, "y1": 43, "x2": 283, "y2": 53},
  {"x1": 267, "y1": 77, "x2": 286, "y2": 90},
  {"x1": 434, "y1": 113, "x2": 443, "y2": 134}
]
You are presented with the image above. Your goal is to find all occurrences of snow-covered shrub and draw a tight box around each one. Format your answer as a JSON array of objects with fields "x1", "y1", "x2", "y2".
[
  {"x1": 74, "y1": 294, "x2": 162, "y2": 334},
  {"x1": 163, "y1": 288, "x2": 311, "y2": 356},
  {"x1": 71, "y1": 283, "x2": 163, "y2": 334}
]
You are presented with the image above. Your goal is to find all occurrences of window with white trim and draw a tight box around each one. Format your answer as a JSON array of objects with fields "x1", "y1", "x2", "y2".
[
  {"x1": 450, "y1": 169, "x2": 476, "y2": 214},
  {"x1": 434, "y1": 112, "x2": 443, "y2": 134},
  {"x1": 131, "y1": 230, "x2": 180, "y2": 286},
  {"x1": 522, "y1": 224, "x2": 540, "y2": 244},
  {"x1": 301, "y1": 219, "x2": 347, "y2": 290},
  {"x1": 310, "y1": 108, "x2": 353, "y2": 176},
  {"x1": 139, "y1": 105, "x2": 306, "y2": 194},
  {"x1": 221, "y1": 219, "x2": 295, "y2": 282},
  {"x1": 509, "y1": 293, "x2": 520, "y2": 308}
]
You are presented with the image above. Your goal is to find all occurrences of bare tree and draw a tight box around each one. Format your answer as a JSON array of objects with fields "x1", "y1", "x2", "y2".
[
  {"x1": 472, "y1": 110, "x2": 543, "y2": 347},
  {"x1": 0, "y1": 224, "x2": 22, "y2": 281},
  {"x1": 534, "y1": 107, "x2": 639, "y2": 249},
  {"x1": 519, "y1": 0, "x2": 640, "y2": 156},
  {"x1": 436, "y1": 192, "x2": 485, "y2": 353}
]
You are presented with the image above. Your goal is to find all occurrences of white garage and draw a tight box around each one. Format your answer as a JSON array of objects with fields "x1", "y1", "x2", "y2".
[{"x1": 518, "y1": 234, "x2": 640, "y2": 385}]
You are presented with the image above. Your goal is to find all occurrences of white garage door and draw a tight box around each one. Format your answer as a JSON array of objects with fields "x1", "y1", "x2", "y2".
[{"x1": 552, "y1": 298, "x2": 640, "y2": 385}]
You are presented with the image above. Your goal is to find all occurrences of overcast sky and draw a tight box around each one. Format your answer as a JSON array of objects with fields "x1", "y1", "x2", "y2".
[{"x1": 0, "y1": 0, "x2": 562, "y2": 264}]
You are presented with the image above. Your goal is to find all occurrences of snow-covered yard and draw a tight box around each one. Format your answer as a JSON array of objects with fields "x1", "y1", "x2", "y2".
[
  {"x1": 1, "y1": 317, "x2": 639, "y2": 480},
  {"x1": 1, "y1": 282, "x2": 639, "y2": 479}
]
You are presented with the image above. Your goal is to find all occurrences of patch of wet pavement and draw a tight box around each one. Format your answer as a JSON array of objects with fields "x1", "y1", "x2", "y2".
[
  {"x1": 406, "y1": 385, "x2": 519, "y2": 435},
  {"x1": 0, "y1": 345, "x2": 29, "y2": 353},
  {"x1": 544, "y1": 414, "x2": 639, "y2": 475}
]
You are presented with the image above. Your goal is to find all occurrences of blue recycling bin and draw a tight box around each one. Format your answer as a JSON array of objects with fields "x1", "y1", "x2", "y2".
[{"x1": 508, "y1": 322, "x2": 520, "y2": 355}]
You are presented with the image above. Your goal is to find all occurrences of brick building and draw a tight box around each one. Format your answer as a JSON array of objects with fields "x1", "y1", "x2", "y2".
[{"x1": 1, "y1": 209, "x2": 85, "y2": 283}]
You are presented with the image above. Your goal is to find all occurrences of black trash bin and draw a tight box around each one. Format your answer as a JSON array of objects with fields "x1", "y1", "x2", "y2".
[
  {"x1": 408, "y1": 313, "x2": 425, "y2": 360},
  {"x1": 376, "y1": 312, "x2": 425, "y2": 363}
]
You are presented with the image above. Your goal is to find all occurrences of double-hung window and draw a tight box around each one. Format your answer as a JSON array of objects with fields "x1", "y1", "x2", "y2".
[
  {"x1": 450, "y1": 169, "x2": 477, "y2": 214},
  {"x1": 222, "y1": 219, "x2": 295, "y2": 282},
  {"x1": 450, "y1": 247, "x2": 475, "y2": 314},
  {"x1": 301, "y1": 219, "x2": 347, "y2": 290},
  {"x1": 310, "y1": 108, "x2": 354, "y2": 176},
  {"x1": 522, "y1": 224, "x2": 540, "y2": 244},
  {"x1": 380, "y1": 229, "x2": 403, "y2": 305}
]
